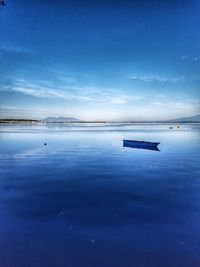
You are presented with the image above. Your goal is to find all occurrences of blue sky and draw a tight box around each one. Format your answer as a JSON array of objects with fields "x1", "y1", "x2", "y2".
[{"x1": 0, "y1": 0, "x2": 199, "y2": 120}]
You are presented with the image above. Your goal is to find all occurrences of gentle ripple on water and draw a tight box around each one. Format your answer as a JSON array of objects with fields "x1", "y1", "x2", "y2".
[{"x1": 0, "y1": 124, "x2": 200, "y2": 267}]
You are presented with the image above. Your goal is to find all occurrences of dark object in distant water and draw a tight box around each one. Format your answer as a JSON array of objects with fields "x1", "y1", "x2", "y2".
[
  {"x1": 123, "y1": 140, "x2": 160, "y2": 151},
  {"x1": 169, "y1": 127, "x2": 173, "y2": 129},
  {"x1": 0, "y1": 0, "x2": 5, "y2": 6},
  {"x1": 44, "y1": 143, "x2": 47, "y2": 146}
]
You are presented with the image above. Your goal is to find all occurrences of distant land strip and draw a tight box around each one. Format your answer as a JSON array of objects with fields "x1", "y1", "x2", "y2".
[{"x1": 0, "y1": 117, "x2": 200, "y2": 124}]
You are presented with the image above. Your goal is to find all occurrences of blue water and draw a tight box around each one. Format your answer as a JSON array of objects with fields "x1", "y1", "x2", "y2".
[{"x1": 0, "y1": 124, "x2": 200, "y2": 267}]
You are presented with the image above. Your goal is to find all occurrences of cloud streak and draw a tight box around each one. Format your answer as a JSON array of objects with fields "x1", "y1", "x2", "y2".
[
  {"x1": 111, "y1": 98, "x2": 127, "y2": 104},
  {"x1": 127, "y1": 74, "x2": 200, "y2": 83},
  {"x1": 181, "y1": 55, "x2": 200, "y2": 61},
  {"x1": 1, "y1": 74, "x2": 199, "y2": 120},
  {"x1": 0, "y1": 45, "x2": 36, "y2": 55},
  {"x1": 0, "y1": 77, "x2": 146, "y2": 106},
  {"x1": 0, "y1": 79, "x2": 97, "y2": 102}
]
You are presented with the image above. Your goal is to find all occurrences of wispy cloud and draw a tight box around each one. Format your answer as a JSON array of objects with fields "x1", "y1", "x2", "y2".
[
  {"x1": 0, "y1": 77, "x2": 146, "y2": 106},
  {"x1": 181, "y1": 55, "x2": 200, "y2": 61},
  {"x1": 128, "y1": 75, "x2": 168, "y2": 82},
  {"x1": 127, "y1": 74, "x2": 200, "y2": 83},
  {"x1": 0, "y1": 106, "x2": 48, "y2": 116},
  {"x1": 111, "y1": 98, "x2": 127, "y2": 105},
  {"x1": 1, "y1": 74, "x2": 198, "y2": 121},
  {"x1": 153, "y1": 100, "x2": 200, "y2": 113},
  {"x1": 181, "y1": 56, "x2": 188, "y2": 60},
  {"x1": 0, "y1": 44, "x2": 36, "y2": 55},
  {"x1": 0, "y1": 79, "x2": 97, "y2": 102}
]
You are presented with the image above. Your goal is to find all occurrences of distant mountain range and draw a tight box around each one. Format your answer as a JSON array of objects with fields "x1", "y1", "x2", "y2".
[
  {"x1": 42, "y1": 117, "x2": 80, "y2": 123},
  {"x1": 1, "y1": 114, "x2": 200, "y2": 123},
  {"x1": 41, "y1": 114, "x2": 200, "y2": 123},
  {"x1": 170, "y1": 114, "x2": 200, "y2": 122},
  {"x1": 25, "y1": 114, "x2": 200, "y2": 123}
]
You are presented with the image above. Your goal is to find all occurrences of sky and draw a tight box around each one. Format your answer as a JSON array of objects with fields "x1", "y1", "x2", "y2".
[{"x1": 0, "y1": 0, "x2": 200, "y2": 121}]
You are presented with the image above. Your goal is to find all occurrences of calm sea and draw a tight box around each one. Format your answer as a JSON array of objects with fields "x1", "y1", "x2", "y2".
[{"x1": 0, "y1": 123, "x2": 200, "y2": 267}]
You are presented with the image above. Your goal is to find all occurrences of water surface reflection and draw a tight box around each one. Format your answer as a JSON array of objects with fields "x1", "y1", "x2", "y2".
[{"x1": 0, "y1": 124, "x2": 200, "y2": 267}]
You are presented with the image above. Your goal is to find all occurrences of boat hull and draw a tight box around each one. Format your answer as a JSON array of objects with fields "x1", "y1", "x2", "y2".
[{"x1": 123, "y1": 140, "x2": 160, "y2": 151}]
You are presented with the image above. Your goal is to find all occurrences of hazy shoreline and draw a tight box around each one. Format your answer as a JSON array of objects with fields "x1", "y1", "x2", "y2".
[{"x1": 0, "y1": 120, "x2": 200, "y2": 125}]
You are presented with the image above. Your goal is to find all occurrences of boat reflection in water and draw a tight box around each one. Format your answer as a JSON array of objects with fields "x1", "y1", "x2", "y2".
[{"x1": 123, "y1": 139, "x2": 160, "y2": 151}]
